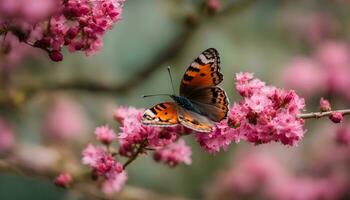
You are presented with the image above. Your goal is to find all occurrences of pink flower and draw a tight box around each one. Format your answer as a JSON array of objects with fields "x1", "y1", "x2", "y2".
[
  {"x1": 42, "y1": 97, "x2": 88, "y2": 141},
  {"x1": 54, "y1": 172, "x2": 72, "y2": 188},
  {"x1": 335, "y1": 123, "x2": 350, "y2": 145},
  {"x1": 1, "y1": 0, "x2": 125, "y2": 61},
  {"x1": 195, "y1": 120, "x2": 240, "y2": 153},
  {"x1": 81, "y1": 143, "x2": 126, "y2": 194},
  {"x1": 283, "y1": 57, "x2": 327, "y2": 96},
  {"x1": 82, "y1": 144, "x2": 107, "y2": 167},
  {"x1": 116, "y1": 106, "x2": 182, "y2": 157},
  {"x1": 0, "y1": 118, "x2": 14, "y2": 153},
  {"x1": 153, "y1": 139, "x2": 192, "y2": 167},
  {"x1": 196, "y1": 73, "x2": 306, "y2": 153},
  {"x1": 329, "y1": 112, "x2": 343, "y2": 123},
  {"x1": 102, "y1": 171, "x2": 127, "y2": 195},
  {"x1": 315, "y1": 41, "x2": 350, "y2": 98},
  {"x1": 320, "y1": 97, "x2": 331, "y2": 112},
  {"x1": 207, "y1": 0, "x2": 222, "y2": 11},
  {"x1": 95, "y1": 125, "x2": 117, "y2": 145},
  {"x1": 113, "y1": 106, "x2": 143, "y2": 123}
]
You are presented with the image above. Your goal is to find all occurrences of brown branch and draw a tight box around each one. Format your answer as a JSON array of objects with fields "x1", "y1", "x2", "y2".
[
  {"x1": 298, "y1": 109, "x2": 350, "y2": 119},
  {"x1": 123, "y1": 140, "x2": 147, "y2": 169},
  {"x1": 20, "y1": 0, "x2": 258, "y2": 97}
]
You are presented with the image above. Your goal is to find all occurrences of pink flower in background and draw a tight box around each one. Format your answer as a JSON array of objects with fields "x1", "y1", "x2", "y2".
[
  {"x1": 81, "y1": 143, "x2": 127, "y2": 195},
  {"x1": 0, "y1": 0, "x2": 125, "y2": 61},
  {"x1": 54, "y1": 172, "x2": 72, "y2": 188},
  {"x1": 319, "y1": 97, "x2": 331, "y2": 112},
  {"x1": 207, "y1": 0, "x2": 222, "y2": 11},
  {"x1": 0, "y1": 0, "x2": 58, "y2": 24},
  {"x1": 0, "y1": 117, "x2": 14, "y2": 153},
  {"x1": 0, "y1": 33, "x2": 41, "y2": 70},
  {"x1": 206, "y1": 150, "x2": 348, "y2": 200},
  {"x1": 336, "y1": 123, "x2": 350, "y2": 145},
  {"x1": 95, "y1": 125, "x2": 117, "y2": 145},
  {"x1": 102, "y1": 171, "x2": 127, "y2": 195},
  {"x1": 42, "y1": 97, "x2": 88, "y2": 141},
  {"x1": 283, "y1": 57, "x2": 326, "y2": 96},
  {"x1": 153, "y1": 139, "x2": 192, "y2": 167},
  {"x1": 283, "y1": 40, "x2": 350, "y2": 100},
  {"x1": 282, "y1": 12, "x2": 338, "y2": 45},
  {"x1": 315, "y1": 41, "x2": 350, "y2": 96}
]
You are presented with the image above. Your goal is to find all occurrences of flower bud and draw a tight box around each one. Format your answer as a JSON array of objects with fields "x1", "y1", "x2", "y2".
[
  {"x1": 320, "y1": 97, "x2": 331, "y2": 112},
  {"x1": 54, "y1": 172, "x2": 72, "y2": 188},
  {"x1": 49, "y1": 50, "x2": 63, "y2": 62},
  {"x1": 329, "y1": 112, "x2": 343, "y2": 123}
]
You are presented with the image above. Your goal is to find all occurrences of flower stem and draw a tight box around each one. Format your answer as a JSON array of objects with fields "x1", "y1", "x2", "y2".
[
  {"x1": 123, "y1": 140, "x2": 147, "y2": 169},
  {"x1": 297, "y1": 109, "x2": 350, "y2": 119}
]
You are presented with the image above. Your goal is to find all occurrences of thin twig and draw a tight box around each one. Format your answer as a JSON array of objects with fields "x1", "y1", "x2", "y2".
[
  {"x1": 20, "y1": 0, "x2": 258, "y2": 97},
  {"x1": 123, "y1": 140, "x2": 147, "y2": 169},
  {"x1": 297, "y1": 109, "x2": 350, "y2": 119}
]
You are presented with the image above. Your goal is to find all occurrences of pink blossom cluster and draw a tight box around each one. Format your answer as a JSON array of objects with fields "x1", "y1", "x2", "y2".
[
  {"x1": 0, "y1": 0, "x2": 125, "y2": 62},
  {"x1": 284, "y1": 41, "x2": 350, "y2": 100},
  {"x1": 114, "y1": 107, "x2": 192, "y2": 166},
  {"x1": 80, "y1": 109, "x2": 193, "y2": 194},
  {"x1": 206, "y1": 151, "x2": 348, "y2": 200},
  {"x1": 153, "y1": 139, "x2": 192, "y2": 167},
  {"x1": 42, "y1": 97, "x2": 88, "y2": 142},
  {"x1": 82, "y1": 142, "x2": 126, "y2": 195},
  {"x1": 196, "y1": 72, "x2": 306, "y2": 153}
]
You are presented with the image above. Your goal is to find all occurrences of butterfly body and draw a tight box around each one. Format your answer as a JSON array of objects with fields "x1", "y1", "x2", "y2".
[
  {"x1": 170, "y1": 95, "x2": 202, "y2": 115},
  {"x1": 142, "y1": 48, "x2": 229, "y2": 132}
]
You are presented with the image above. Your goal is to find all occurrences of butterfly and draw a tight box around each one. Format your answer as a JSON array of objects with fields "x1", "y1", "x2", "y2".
[{"x1": 141, "y1": 48, "x2": 229, "y2": 132}]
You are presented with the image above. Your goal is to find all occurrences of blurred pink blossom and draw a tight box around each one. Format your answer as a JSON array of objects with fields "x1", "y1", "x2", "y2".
[
  {"x1": 207, "y1": 0, "x2": 221, "y2": 11},
  {"x1": 102, "y1": 171, "x2": 127, "y2": 195},
  {"x1": 319, "y1": 97, "x2": 331, "y2": 112},
  {"x1": 54, "y1": 172, "x2": 73, "y2": 188},
  {"x1": 153, "y1": 139, "x2": 192, "y2": 167},
  {"x1": 0, "y1": 117, "x2": 14, "y2": 153},
  {"x1": 42, "y1": 97, "x2": 88, "y2": 141},
  {"x1": 0, "y1": 0, "x2": 58, "y2": 24},
  {"x1": 336, "y1": 123, "x2": 350, "y2": 145},
  {"x1": 206, "y1": 150, "x2": 348, "y2": 200},
  {"x1": 283, "y1": 57, "x2": 326, "y2": 96},
  {"x1": 0, "y1": 33, "x2": 40, "y2": 70},
  {"x1": 95, "y1": 125, "x2": 117, "y2": 145},
  {"x1": 283, "y1": 41, "x2": 350, "y2": 100},
  {"x1": 283, "y1": 12, "x2": 338, "y2": 45},
  {"x1": 315, "y1": 41, "x2": 350, "y2": 97},
  {"x1": 82, "y1": 143, "x2": 127, "y2": 195}
]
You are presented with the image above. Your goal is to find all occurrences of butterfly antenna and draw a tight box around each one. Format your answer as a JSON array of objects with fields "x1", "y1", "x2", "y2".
[
  {"x1": 142, "y1": 94, "x2": 171, "y2": 98},
  {"x1": 167, "y1": 66, "x2": 176, "y2": 95}
]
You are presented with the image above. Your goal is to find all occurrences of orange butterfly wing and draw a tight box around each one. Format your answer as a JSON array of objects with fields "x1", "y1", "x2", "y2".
[
  {"x1": 179, "y1": 48, "x2": 229, "y2": 123},
  {"x1": 141, "y1": 102, "x2": 179, "y2": 126},
  {"x1": 178, "y1": 106, "x2": 215, "y2": 132},
  {"x1": 189, "y1": 86, "x2": 229, "y2": 122},
  {"x1": 180, "y1": 48, "x2": 223, "y2": 97}
]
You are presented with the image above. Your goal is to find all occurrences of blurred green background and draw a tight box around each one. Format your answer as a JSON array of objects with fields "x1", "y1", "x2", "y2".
[{"x1": 1, "y1": 0, "x2": 349, "y2": 199}]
